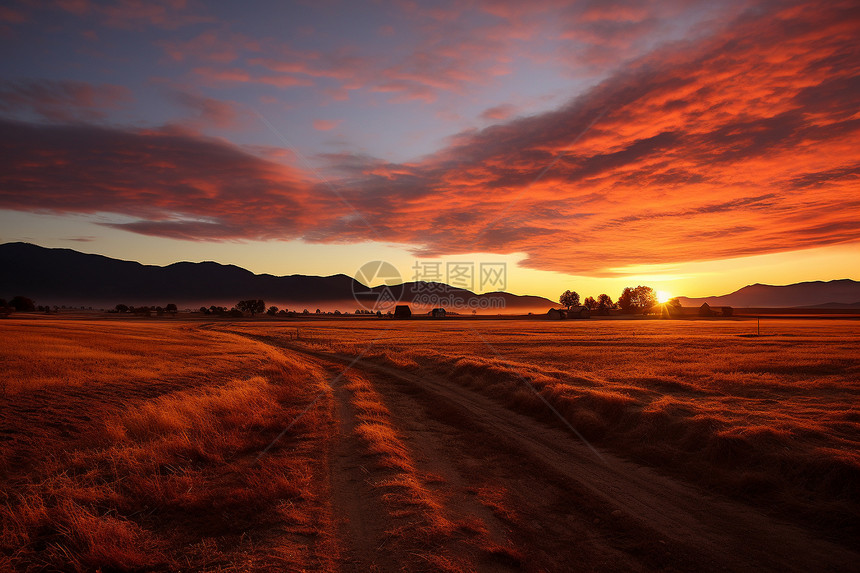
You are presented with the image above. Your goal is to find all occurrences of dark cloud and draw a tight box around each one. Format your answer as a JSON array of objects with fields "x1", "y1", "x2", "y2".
[{"x1": 0, "y1": 119, "x2": 323, "y2": 240}]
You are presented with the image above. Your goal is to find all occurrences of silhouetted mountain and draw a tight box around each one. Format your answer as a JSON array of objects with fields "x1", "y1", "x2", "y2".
[
  {"x1": 800, "y1": 301, "x2": 860, "y2": 309},
  {"x1": 677, "y1": 279, "x2": 860, "y2": 308},
  {"x1": 0, "y1": 243, "x2": 554, "y2": 312}
]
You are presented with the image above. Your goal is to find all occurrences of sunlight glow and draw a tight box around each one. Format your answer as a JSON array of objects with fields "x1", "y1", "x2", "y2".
[{"x1": 657, "y1": 290, "x2": 672, "y2": 304}]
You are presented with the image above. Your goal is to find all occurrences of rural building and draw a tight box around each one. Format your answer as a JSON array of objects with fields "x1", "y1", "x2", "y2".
[
  {"x1": 699, "y1": 303, "x2": 714, "y2": 317},
  {"x1": 547, "y1": 308, "x2": 566, "y2": 319},
  {"x1": 566, "y1": 306, "x2": 591, "y2": 319},
  {"x1": 430, "y1": 308, "x2": 446, "y2": 318},
  {"x1": 393, "y1": 305, "x2": 412, "y2": 319},
  {"x1": 721, "y1": 306, "x2": 734, "y2": 317}
]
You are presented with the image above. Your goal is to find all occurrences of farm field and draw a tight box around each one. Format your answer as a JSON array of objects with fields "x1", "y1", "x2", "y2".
[{"x1": 1, "y1": 317, "x2": 858, "y2": 571}]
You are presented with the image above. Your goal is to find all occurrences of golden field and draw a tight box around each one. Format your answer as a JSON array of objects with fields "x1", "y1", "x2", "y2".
[
  {"x1": 1, "y1": 316, "x2": 858, "y2": 572},
  {"x1": 222, "y1": 319, "x2": 860, "y2": 542}
]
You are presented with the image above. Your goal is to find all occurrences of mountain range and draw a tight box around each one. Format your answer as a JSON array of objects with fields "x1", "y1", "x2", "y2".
[
  {"x1": 2, "y1": 243, "x2": 858, "y2": 311},
  {"x1": 677, "y1": 279, "x2": 860, "y2": 308},
  {"x1": 0, "y1": 243, "x2": 554, "y2": 312}
]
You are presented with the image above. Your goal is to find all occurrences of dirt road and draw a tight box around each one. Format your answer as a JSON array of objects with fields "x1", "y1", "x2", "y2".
[{"x1": 256, "y1": 335, "x2": 858, "y2": 572}]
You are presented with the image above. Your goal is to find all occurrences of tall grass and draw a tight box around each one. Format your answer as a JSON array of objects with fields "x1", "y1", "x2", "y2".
[{"x1": 1, "y1": 321, "x2": 337, "y2": 571}]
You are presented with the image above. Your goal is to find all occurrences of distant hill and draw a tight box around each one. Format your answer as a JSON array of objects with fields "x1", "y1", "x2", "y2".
[
  {"x1": 0, "y1": 242, "x2": 554, "y2": 312},
  {"x1": 800, "y1": 301, "x2": 860, "y2": 309},
  {"x1": 677, "y1": 279, "x2": 860, "y2": 308}
]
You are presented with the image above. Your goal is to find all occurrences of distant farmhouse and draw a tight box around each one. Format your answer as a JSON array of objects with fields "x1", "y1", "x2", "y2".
[
  {"x1": 547, "y1": 306, "x2": 591, "y2": 319},
  {"x1": 393, "y1": 305, "x2": 412, "y2": 319},
  {"x1": 566, "y1": 306, "x2": 591, "y2": 319},
  {"x1": 699, "y1": 303, "x2": 733, "y2": 317},
  {"x1": 547, "y1": 308, "x2": 565, "y2": 319}
]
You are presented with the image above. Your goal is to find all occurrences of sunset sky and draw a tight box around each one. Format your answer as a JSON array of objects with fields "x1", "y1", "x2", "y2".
[{"x1": 1, "y1": 0, "x2": 858, "y2": 300}]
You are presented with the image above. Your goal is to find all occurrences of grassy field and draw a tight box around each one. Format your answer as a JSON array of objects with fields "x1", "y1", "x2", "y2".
[
  {"x1": 0, "y1": 319, "x2": 337, "y2": 571},
  {"x1": 1, "y1": 316, "x2": 858, "y2": 571},
  {"x1": 225, "y1": 318, "x2": 860, "y2": 539}
]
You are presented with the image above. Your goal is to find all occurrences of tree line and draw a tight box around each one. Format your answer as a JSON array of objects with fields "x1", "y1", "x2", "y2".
[
  {"x1": 559, "y1": 286, "x2": 680, "y2": 314},
  {"x1": 198, "y1": 300, "x2": 268, "y2": 317},
  {"x1": 1, "y1": 297, "x2": 100, "y2": 316},
  {"x1": 113, "y1": 303, "x2": 178, "y2": 316}
]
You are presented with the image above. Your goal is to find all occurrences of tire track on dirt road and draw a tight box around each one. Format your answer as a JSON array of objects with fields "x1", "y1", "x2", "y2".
[
  {"x1": 324, "y1": 362, "x2": 410, "y2": 572},
  {"x1": 307, "y1": 353, "x2": 530, "y2": 572},
  {"x1": 246, "y1": 333, "x2": 859, "y2": 573}
]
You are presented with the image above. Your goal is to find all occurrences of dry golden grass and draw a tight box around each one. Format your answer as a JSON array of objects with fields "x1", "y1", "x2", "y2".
[
  {"x1": 228, "y1": 318, "x2": 860, "y2": 539},
  {"x1": 0, "y1": 320, "x2": 266, "y2": 395},
  {"x1": 0, "y1": 319, "x2": 337, "y2": 572},
  {"x1": 4, "y1": 316, "x2": 858, "y2": 569}
]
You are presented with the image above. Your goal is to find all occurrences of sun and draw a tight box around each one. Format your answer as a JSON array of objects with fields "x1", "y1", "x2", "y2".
[{"x1": 657, "y1": 290, "x2": 672, "y2": 304}]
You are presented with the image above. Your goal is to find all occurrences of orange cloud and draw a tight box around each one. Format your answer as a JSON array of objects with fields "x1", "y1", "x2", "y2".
[
  {"x1": 1, "y1": 1, "x2": 858, "y2": 276},
  {"x1": 313, "y1": 119, "x2": 342, "y2": 131},
  {"x1": 480, "y1": 104, "x2": 517, "y2": 121}
]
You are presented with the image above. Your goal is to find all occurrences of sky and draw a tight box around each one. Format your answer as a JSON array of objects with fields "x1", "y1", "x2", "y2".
[{"x1": 0, "y1": 0, "x2": 858, "y2": 302}]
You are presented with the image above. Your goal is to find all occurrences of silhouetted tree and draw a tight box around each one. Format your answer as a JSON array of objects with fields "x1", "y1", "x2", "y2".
[
  {"x1": 303, "y1": 309, "x2": 310, "y2": 314},
  {"x1": 267, "y1": 306, "x2": 279, "y2": 316},
  {"x1": 237, "y1": 299, "x2": 265, "y2": 316},
  {"x1": 618, "y1": 286, "x2": 657, "y2": 314},
  {"x1": 583, "y1": 296, "x2": 597, "y2": 310},
  {"x1": 10, "y1": 296, "x2": 35, "y2": 312},
  {"x1": 559, "y1": 290, "x2": 580, "y2": 309},
  {"x1": 637, "y1": 287, "x2": 658, "y2": 313},
  {"x1": 165, "y1": 303, "x2": 177, "y2": 316},
  {"x1": 115, "y1": 304, "x2": 129, "y2": 313}
]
